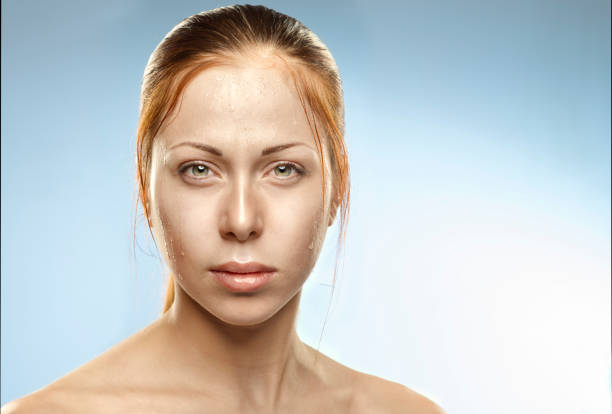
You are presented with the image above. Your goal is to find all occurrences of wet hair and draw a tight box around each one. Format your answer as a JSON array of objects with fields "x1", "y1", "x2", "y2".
[{"x1": 135, "y1": 5, "x2": 350, "y2": 338}]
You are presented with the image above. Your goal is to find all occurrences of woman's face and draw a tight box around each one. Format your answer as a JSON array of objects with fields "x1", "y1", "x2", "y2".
[{"x1": 148, "y1": 55, "x2": 334, "y2": 326}]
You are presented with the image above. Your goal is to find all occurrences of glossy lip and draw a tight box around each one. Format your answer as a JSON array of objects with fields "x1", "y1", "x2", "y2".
[
  {"x1": 210, "y1": 261, "x2": 277, "y2": 293},
  {"x1": 211, "y1": 261, "x2": 276, "y2": 274}
]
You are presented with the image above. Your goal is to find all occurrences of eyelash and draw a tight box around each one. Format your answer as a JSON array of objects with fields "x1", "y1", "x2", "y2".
[{"x1": 178, "y1": 162, "x2": 306, "y2": 182}]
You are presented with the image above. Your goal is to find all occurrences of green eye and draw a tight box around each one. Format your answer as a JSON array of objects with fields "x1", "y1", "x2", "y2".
[
  {"x1": 272, "y1": 163, "x2": 306, "y2": 179},
  {"x1": 274, "y1": 164, "x2": 293, "y2": 177},
  {"x1": 191, "y1": 164, "x2": 209, "y2": 176}
]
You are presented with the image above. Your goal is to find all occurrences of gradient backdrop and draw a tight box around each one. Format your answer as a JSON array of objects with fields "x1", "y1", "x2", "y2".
[{"x1": 2, "y1": 1, "x2": 610, "y2": 412}]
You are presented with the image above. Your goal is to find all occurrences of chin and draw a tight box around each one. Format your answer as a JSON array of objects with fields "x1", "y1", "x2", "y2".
[{"x1": 200, "y1": 295, "x2": 291, "y2": 328}]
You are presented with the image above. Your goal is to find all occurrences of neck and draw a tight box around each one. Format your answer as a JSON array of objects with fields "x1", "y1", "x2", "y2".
[{"x1": 160, "y1": 283, "x2": 317, "y2": 410}]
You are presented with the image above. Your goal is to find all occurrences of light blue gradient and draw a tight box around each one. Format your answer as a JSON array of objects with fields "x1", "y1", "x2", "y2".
[{"x1": 2, "y1": 1, "x2": 610, "y2": 412}]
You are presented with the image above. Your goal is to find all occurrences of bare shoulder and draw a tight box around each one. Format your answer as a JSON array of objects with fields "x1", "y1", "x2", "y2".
[
  {"x1": 2, "y1": 393, "x2": 45, "y2": 414},
  {"x1": 351, "y1": 372, "x2": 446, "y2": 414},
  {"x1": 1, "y1": 386, "x2": 76, "y2": 414},
  {"x1": 1, "y1": 321, "x2": 166, "y2": 414},
  {"x1": 0, "y1": 369, "x2": 117, "y2": 414},
  {"x1": 301, "y1": 345, "x2": 445, "y2": 413}
]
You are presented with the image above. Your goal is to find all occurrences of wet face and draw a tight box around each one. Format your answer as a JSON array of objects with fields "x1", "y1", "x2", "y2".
[{"x1": 148, "y1": 56, "x2": 335, "y2": 326}]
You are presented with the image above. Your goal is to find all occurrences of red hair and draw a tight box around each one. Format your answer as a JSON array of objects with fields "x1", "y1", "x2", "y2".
[{"x1": 135, "y1": 5, "x2": 350, "y2": 347}]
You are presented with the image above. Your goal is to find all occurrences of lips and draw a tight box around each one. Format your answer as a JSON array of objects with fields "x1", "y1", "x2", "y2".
[
  {"x1": 210, "y1": 261, "x2": 276, "y2": 274},
  {"x1": 210, "y1": 261, "x2": 277, "y2": 293}
]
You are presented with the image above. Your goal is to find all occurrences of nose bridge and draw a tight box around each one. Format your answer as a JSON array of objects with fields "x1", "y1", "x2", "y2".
[{"x1": 221, "y1": 171, "x2": 261, "y2": 241}]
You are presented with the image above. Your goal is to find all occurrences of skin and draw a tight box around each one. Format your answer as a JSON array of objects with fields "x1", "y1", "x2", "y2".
[
  {"x1": 1, "y1": 51, "x2": 445, "y2": 414},
  {"x1": 146, "y1": 52, "x2": 338, "y2": 410}
]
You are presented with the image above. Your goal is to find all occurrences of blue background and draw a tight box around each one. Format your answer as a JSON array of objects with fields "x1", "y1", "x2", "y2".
[{"x1": 2, "y1": 1, "x2": 610, "y2": 412}]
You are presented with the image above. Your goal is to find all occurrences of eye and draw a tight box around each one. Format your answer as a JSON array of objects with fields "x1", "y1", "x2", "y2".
[
  {"x1": 180, "y1": 162, "x2": 211, "y2": 179},
  {"x1": 191, "y1": 164, "x2": 209, "y2": 177},
  {"x1": 271, "y1": 162, "x2": 306, "y2": 179}
]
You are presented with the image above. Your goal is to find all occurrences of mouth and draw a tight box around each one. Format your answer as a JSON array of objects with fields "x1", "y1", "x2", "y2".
[
  {"x1": 210, "y1": 261, "x2": 277, "y2": 293},
  {"x1": 210, "y1": 270, "x2": 276, "y2": 293},
  {"x1": 210, "y1": 261, "x2": 276, "y2": 274}
]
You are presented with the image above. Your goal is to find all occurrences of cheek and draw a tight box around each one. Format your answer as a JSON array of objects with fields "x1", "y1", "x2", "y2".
[
  {"x1": 271, "y1": 190, "x2": 326, "y2": 269},
  {"x1": 151, "y1": 185, "x2": 217, "y2": 274}
]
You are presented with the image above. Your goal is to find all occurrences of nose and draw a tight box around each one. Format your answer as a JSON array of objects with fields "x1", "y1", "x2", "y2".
[{"x1": 219, "y1": 175, "x2": 263, "y2": 242}]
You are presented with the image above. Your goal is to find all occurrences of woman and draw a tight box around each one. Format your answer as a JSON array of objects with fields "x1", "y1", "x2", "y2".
[{"x1": 3, "y1": 5, "x2": 444, "y2": 413}]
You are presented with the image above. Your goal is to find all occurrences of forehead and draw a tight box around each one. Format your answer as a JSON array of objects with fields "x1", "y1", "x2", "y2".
[{"x1": 157, "y1": 57, "x2": 314, "y2": 151}]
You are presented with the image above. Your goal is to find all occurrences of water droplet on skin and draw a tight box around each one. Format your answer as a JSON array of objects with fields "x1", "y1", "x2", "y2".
[
  {"x1": 177, "y1": 273, "x2": 184, "y2": 281},
  {"x1": 162, "y1": 238, "x2": 170, "y2": 258},
  {"x1": 180, "y1": 251, "x2": 185, "y2": 257},
  {"x1": 308, "y1": 240, "x2": 314, "y2": 250},
  {"x1": 168, "y1": 238, "x2": 176, "y2": 261}
]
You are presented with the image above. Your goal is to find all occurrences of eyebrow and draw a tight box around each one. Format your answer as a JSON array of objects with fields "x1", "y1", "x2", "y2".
[{"x1": 168, "y1": 141, "x2": 310, "y2": 156}]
